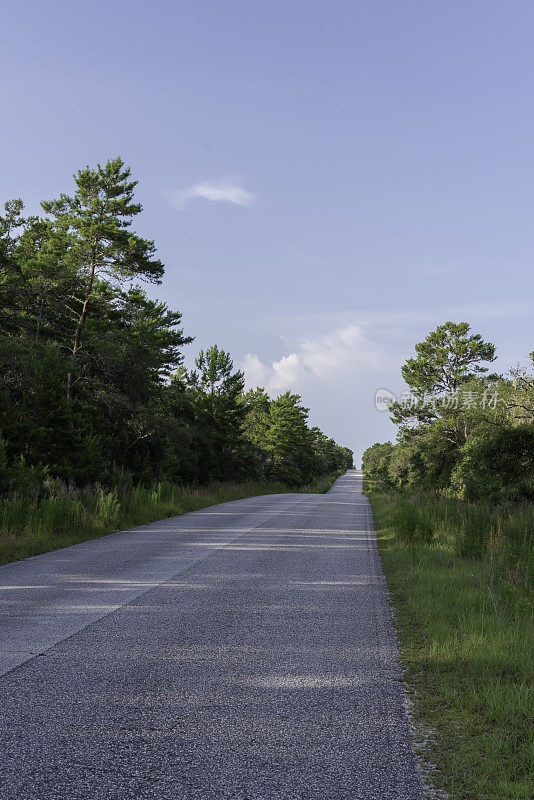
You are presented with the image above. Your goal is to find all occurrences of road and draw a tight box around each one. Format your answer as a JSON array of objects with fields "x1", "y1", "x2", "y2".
[{"x1": 0, "y1": 470, "x2": 423, "y2": 799}]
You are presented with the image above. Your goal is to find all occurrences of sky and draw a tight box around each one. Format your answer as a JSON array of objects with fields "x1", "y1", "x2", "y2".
[{"x1": 2, "y1": 0, "x2": 533, "y2": 462}]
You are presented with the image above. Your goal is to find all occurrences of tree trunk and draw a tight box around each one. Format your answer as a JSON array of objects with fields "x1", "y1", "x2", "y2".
[
  {"x1": 34, "y1": 295, "x2": 45, "y2": 342},
  {"x1": 66, "y1": 259, "x2": 96, "y2": 430}
]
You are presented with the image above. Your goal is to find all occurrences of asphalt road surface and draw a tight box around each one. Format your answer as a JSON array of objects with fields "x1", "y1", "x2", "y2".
[{"x1": 0, "y1": 470, "x2": 423, "y2": 799}]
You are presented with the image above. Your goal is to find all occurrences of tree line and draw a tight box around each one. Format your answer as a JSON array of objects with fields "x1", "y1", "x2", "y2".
[
  {"x1": 0, "y1": 158, "x2": 352, "y2": 494},
  {"x1": 363, "y1": 321, "x2": 534, "y2": 502}
]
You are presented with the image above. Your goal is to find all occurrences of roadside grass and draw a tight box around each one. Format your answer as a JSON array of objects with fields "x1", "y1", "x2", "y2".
[
  {"x1": 369, "y1": 492, "x2": 534, "y2": 800},
  {"x1": 0, "y1": 471, "x2": 342, "y2": 566}
]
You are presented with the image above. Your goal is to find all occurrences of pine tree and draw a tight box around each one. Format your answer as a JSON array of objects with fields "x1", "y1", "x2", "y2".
[
  {"x1": 189, "y1": 345, "x2": 247, "y2": 481},
  {"x1": 41, "y1": 157, "x2": 164, "y2": 422},
  {"x1": 266, "y1": 392, "x2": 313, "y2": 484}
]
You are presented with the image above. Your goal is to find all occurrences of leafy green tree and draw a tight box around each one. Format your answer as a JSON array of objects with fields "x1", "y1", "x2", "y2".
[
  {"x1": 40, "y1": 157, "x2": 164, "y2": 415},
  {"x1": 451, "y1": 426, "x2": 534, "y2": 502},
  {"x1": 382, "y1": 322, "x2": 499, "y2": 487},
  {"x1": 0, "y1": 337, "x2": 102, "y2": 483},
  {"x1": 502, "y1": 352, "x2": 534, "y2": 425},
  {"x1": 387, "y1": 437, "x2": 425, "y2": 490},
  {"x1": 339, "y1": 447, "x2": 354, "y2": 470},
  {"x1": 391, "y1": 321, "x2": 496, "y2": 430},
  {"x1": 0, "y1": 199, "x2": 24, "y2": 275},
  {"x1": 193, "y1": 345, "x2": 243, "y2": 396},
  {"x1": 241, "y1": 388, "x2": 272, "y2": 477},
  {"x1": 309, "y1": 427, "x2": 352, "y2": 474},
  {"x1": 403, "y1": 321, "x2": 496, "y2": 394},
  {"x1": 14, "y1": 215, "x2": 76, "y2": 344},
  {"x1": 243, "y1": 388, "x2": 271, "y2": 450},
  {"x1": 361, "y1": 441, "x2": 394, "y2": 490},
  {"x1": 266, "y1": 392, "x2": 314, "y2": 485},
  {"x1": 363, "y1": 319, "x2": 534, "y2": 503},
  {"x1": 76, "y1": 286, "x2": 192, "y2": 480},
  {"x1": 188, "y1": 345, "x2": 248, "y2": 481},
  {"x1": 0, "y1": 199, "x2": 26, "y2": 336},
  {"x1": 0, "y1": 159, "x2": 353, "y2": 492}
]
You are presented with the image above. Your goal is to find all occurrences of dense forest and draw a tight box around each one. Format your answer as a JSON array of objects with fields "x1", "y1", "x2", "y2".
[
  {"x1": 363, "y1": 321, "x2": 534, "y2": 503},
  {"x1": 0, "y1": 157, "x2": 352, "y2": 498}
]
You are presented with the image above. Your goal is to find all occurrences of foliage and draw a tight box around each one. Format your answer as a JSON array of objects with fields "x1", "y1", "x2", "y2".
[
  {"x1": 363, "y1": 322, "x2": 533, "y2": 503},
  {"x1": 402, "y1": 320, "x2": 496, "y2": 392},
  {"x1": 390, "y1": 320, "x2": 496, "y2": 429},
  {"x1": 451, "y1": 425, "x2": 534, "y2": 503},
  {"x1": 370, "y1": 492, "x2": 533, "y2": 800},
  {"x1": 0, "y1": 158, "x2": 353, "y2": 506},
  {"x1": 363, "y1": 324, "x2": 533, "y2": 798},
  {"x1": 0, "y1": 471, "x2": 343, "y2": 565},
  {"x1": 391, "y1": 498, "x2": 433, "y2": 543}
]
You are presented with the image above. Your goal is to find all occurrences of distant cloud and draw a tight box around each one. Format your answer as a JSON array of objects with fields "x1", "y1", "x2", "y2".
[
  {"x1": 241, "y1": 324, "x2": 383, "y2": 395},
  {"x1": 242, "y1": 352, "x2": 303, "y2": 394},
  {"x1": 165, "y1": 180, "x2": 256, "y2": 209}
]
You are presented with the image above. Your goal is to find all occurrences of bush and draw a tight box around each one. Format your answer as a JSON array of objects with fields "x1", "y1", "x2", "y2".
[
  {"x1": 96, "y1": 489, "x2": 120, "y2": 528},
  {"x1": 0, "y1": 449, "x2": 50, "y2": 498},
  {"x1": 451, "y1": 426, "x2": 534, "y2": 503}
]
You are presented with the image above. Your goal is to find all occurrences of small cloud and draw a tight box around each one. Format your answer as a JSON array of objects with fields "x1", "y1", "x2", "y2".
[
  {"x1": 241, "y1": 324, "x2": 383, "y2": 395},
  {"x1": 241, "y1": 352, "x2": 304, "y2": 393},
  {"x1": 240, "y1": 353, "x2": 271, "y2": 387},
  {"x1": 165, "y1": 180, "x2": 256, "y2": 209}
]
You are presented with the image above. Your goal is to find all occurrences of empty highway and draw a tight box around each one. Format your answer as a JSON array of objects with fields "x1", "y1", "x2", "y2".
[{"x1": 0, "y1": 470, "x2": 422, "y2": 799}]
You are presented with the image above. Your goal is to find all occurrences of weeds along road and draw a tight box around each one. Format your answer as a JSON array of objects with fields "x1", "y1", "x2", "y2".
[{"x1": 0, "y1": 470, "x2": 422, "y2": 800}]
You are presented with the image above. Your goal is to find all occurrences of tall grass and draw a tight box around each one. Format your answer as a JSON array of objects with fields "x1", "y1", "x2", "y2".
[
  {"x1": 0, "y1": 472, "x2": 342, "y2": 565},
  {"x1": 370, "y1": 491, "x2": 534, "y2": 799},
  {"x1": 384, "y1": 491, "x2": 534, "y2": 592}
]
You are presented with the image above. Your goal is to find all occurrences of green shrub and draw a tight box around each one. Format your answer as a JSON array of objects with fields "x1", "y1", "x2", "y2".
[
  {"x1": 96, "y1": 489, "x2": 120, "y2": 528},
  {"x1": 391, "y1": 498, "x2": 433, "y2": 543},
  {"x1": 0, "y1": 474, "x2": 342, "y2": 565},
  {"x1": 451, "y1": 426, "x2": 534, "y2": 503},
  {"x1": 370, "y1": 490, "x2": 534, "y2": 800},
  {"x1": 457, "y1": 504, "x2": 492, "y2": 558}
]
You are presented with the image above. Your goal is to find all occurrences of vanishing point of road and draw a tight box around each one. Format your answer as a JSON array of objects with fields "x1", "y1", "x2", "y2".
[{"x1": 0, "y1": 470, "x2": 423, "y2": 799}]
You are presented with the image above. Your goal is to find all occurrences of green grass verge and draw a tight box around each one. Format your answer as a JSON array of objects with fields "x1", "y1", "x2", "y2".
[
  {"x1": 0, "y1": 472, "x2": 342, "y2": 565},
  {"x1": 369, "y1": 492, "x2": 534, "y2": 800}
]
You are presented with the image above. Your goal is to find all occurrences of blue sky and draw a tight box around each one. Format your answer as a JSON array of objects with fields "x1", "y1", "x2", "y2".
[{"x1": 2, "y1": 1, "x2": 533, "y2": 461}]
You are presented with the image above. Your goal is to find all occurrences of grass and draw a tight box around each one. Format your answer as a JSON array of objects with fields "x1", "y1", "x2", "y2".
[
  {"x1": 0, "y1": 471, "x2": 342, "y2": 566},
  {"x1": 368, "y1": 491, "x2": 534, "y2": 800}
]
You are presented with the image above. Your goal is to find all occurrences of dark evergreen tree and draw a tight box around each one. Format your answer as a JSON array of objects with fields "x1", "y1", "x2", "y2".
[
  {"x1": 40, "y1": 157, "x2": 164, "y2": 418},
  {"x1": 0, "y1": 159, "x2": 352, "y2": 493},
  {"x1": 266, "y1": 392, "x2": 314, "y2": 485}
]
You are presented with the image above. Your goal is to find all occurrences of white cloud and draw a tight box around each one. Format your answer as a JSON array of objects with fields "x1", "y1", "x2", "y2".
[
  {"x1": 240, "y1": 353, "x2": 270, "y2": 387},
  {"x1": 165, "y1": 180, "x2": 256, "y2": 209},
  {"x1": 241, "y1": 324, "x2": 383, "y2": 395},
  {"x1": 301, "y1": 324, "x2": 379, "y2": 378}
]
